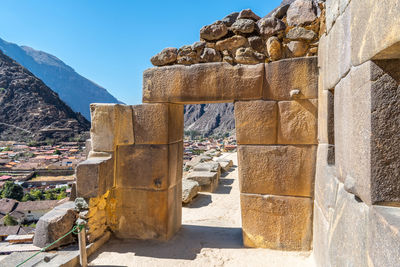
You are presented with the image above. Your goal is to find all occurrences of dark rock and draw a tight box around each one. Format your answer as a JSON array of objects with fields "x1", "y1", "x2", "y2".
[
  {"x1": 287, "y1": 0, "x2": 317, "y2": 26},
  {"x1": 237, "y1": 9, "x2": 261, "y2": 21},
  {"x1": 286, "y1": 26, "x2": 317, "y2": 40},
  {"x1": 257, "y1": 17, "x2": 286, "y2": 37},
  {"x1": 200, "y1": 21, "x2": 228, "y2": 41},
  {"x1": 230, "y1": 19, "x2": 255, "y2": 35},
  {"x1": 221, "y1": 12, "x2": 239, "y2": 27},
  {"x1": 273, "y1": 4, "x2": 291, "y2": 19},
  {"x1": 248, "y1": 36, "x2": 265, "y2": 53},
  {"x1": 177, "y1": 45, "x2": 198, "y2": 65},
  {"x1": 199, "y1": 48, "x2": 222, "y2": 63},
  {"x1": 150, "y1": 47, "x2": 178, "y2": 66}
]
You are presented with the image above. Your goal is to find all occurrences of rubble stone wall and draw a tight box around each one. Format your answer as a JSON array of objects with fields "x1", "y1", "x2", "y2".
[{"x1": 315, "y1": 0, "x2": 400, "y2": 266}]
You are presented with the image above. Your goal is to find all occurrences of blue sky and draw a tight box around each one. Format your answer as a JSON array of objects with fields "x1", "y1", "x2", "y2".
[{"x1": 0, "y1": 0, "x2": 281, "y2": 104}]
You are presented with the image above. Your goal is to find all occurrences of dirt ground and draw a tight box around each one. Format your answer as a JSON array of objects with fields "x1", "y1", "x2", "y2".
[{"x1": 88, "y1": 153, "x2": 315, "y2": 267}]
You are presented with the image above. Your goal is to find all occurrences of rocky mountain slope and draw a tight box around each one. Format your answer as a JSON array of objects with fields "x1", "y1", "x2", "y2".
[
  {"x1": 0, "y1": 38, "x2": 121, "y2": 120},
  {"x1": 0, "y1": 50, "x2": 90, "y2": 141}
]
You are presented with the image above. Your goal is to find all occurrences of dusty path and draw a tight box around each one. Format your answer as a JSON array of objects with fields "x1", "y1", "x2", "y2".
[{"x1": 88, "y1": 153, "x2": 315, "y2": 267}]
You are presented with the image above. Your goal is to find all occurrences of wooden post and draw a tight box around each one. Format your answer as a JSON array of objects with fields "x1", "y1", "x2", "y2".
[{"x1": 78, "y1": 226, "x2": 88, "y2": 267}]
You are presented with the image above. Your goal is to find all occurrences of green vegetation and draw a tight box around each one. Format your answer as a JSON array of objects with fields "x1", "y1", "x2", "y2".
[
  {"x1": 1, "y1": 181, "x2": 24, "y2": 201},
  {"x1": 2, "y1": 146, "x2": 11, "y2": 152},
  {"x1": 3, "y1": 214, "x2": 18, "y2": 226},
  {"x1": 21, "y1": 186, "x2": 68, "y2": 201},
  {"x1": 0, "y1": 87, "x2": 5, "y2": 93},
  {"x1": 184, "y1": 130, "x2": 202, "y2": 140},
  {"x1": 53, "y1": 149, "x2": 61, "y2": 155},
  {"x1": 27, "y1": 140, "x2": 38, "y2": 147}
]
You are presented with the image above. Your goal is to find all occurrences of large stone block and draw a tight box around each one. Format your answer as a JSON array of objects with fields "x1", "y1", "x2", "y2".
[
  {"x1": 351, "y1": 0, "x2": 400, "y2": 65},
  {"x1": 132, "y1": 103, "x2": 183, "y2": 144},
  {"x1": 143, "y1": 63, "x2": 264, "y2": 103},
  {"x1": 110, "y1": 184, "x2": 181, "y2": 240},
  {"x1": 235, "y1": 100, "x2": 277, "y2": 145},
  {"x1": 263, "y1": 57, "x2": 318, "y2": 100},
  {"x1": 240, "y1": 193, "x2": 313, "y2": 250},
  {"x1": 328, "y1": 184, "x2": 369, "y2": 267},
  {"x1": 90, "y1": 104, "x2": 134, "y2": 152},
  {"x1": 185, "y1": 171, "x2": 219, "y2": 192},
  {"x1": 238, "y1": 145, "x2": 316, "y2": 197},
  {"x1": 76, "y1": 155, "x2": 114, "y2": 198},
  {"x1": 277, "y1": 99, "x2": 318, "y2": 144},
  {"x1": 313, "y1": 201, "x2": 331, "y2": 267},
  {"x1": 115, "y1": 142, "x2": 183, "y2": 190},
  {"x1": 368, "y1": 205, "x2": 400, "y2": 267}
]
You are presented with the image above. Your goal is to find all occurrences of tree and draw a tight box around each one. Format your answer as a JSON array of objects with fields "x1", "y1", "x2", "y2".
[
  {"x1": 1, "y1": 181, "x2": 24, "y2": 201},
  {"x1": 53, "y1": 149, "x2": 61, "y2": 155},
  {"x1": 3, "y1": 214, "x2": 18, "y2": 226}
]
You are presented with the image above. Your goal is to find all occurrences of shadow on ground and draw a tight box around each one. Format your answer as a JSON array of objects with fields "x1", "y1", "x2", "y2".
[{"x1": 89, "y1": 225, "x2": 243, "y2": 261}]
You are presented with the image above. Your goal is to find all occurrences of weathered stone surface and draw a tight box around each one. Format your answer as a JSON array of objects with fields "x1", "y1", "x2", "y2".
[
  {"x1": 200, "y1": 21, "x2": 228, "y2": 41},
  {"x1": 248, "y1": 36, "x2": 265, "y2": 53},
  {"x1": 33, "y1": 202, "x2": 77, "y2": 249},
  {"x1": 230, "y1": 19, "x2": 255, "y2": 35},
  {"x1": 313, "y1": 201, "x2": 331, "y2": 267},
  {"x1": 368, "y1": 206, "x2": 400, "y2": 267},
  {"x1": 193, "y1": 161, "x2": 221, "y2": 173},
  {"x1": 177, "y1": 45, "x2": 197, "y2": 65},
  {"x1": 185, "y1": 155, "x2": 212, "y2": 170},
  {"x1": 116, "y1": 142, "x2": 182, "y2": 190},
  {"x1": 266, "y1": 36, "x2": 282, "y2": 61},
  {"x1": 76, "y1": 155, "x2": 114, "y2": 198},
  {"x1": 286, "y1": 0, "x2": 317, "y2": 26},
  {"x1": 351, "y1": 0, "x2": 400, "y2": 65},
  {"x1": 182, "y1": 179, "x2": 200, "y2": 204},
  {"x1": 273, "y1": 4, "x2": 291, "y2": 19},
  {"x1": 214, "y1": 158, "x2": 233, "y2": 172},
  {"x1": 325, "y1": 0, "x2": 340, "y2": 33},
  {"x1": 199, "y1": 48, "x2": 221, "y2": 63},
  {"x1": 328, "y1": 185, "x2": 369, "y2": 267},
  {"x1": 235, "y1": 47, "x2": 265, "y2": 65},
  {"x1": 278, "y1": 99, "x2": 318, "y2": 144},
  {"x1": 264, "y1": 57, "x2": 318, "y2": 100},
  {"x1": 286, "y1": 27, "x2": 316, "y2": 41},
  {"x1": 110, "y1": 184, "x2": 181, "y2": 240},
  {"x1": 150, "y1": 47, "x2": 178, "y2": 66},
  {"x1": 143, "y1": 63, "x2": 264, "y2": 103},
  {"x1": 286, "y1": 41, "x2": 308, "y2": 57},
  {"x1": 237, "y1": 9, "x2": 261, "y2": 21},
  {"x1": 90, "y1": 104, "x2": 134, "y2": 152},
  {"x1": 132, "y1": 103, "x2": 183, "y2": 145},
  {"x1": 241, "y1": 194, "x2": 313, "y2": 250},
  {"x1": 185, "y1": 171, "x2": 219, "y2": 192},
  {"x1": 215, "y1": 35, "x2": 248, "y2": 52},
  {"x1": 238, "y1": 145, "x2": 316, "y2": 197},
  {"x1": 257, "y1": 17, "x2": 286, "y2": 37},
  {"x1": 221, "y1": 12, "x2": 239, "y2": 27},
  {"x1": 235, "y1": 100, "x2": 277, "y2": 144}
]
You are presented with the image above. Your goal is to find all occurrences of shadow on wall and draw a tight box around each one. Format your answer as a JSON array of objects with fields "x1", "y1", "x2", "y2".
[{"x1": 88, "y1": 225, "x2": 243, "y2": 261}]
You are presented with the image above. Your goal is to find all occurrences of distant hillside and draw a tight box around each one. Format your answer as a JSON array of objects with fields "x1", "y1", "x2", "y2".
[
  {"x1": 0, "y1": 38, "x2": 121, "y2": 120},
  {"x1": 0, "y1": 50, "x2": 90, "y2": 141}
]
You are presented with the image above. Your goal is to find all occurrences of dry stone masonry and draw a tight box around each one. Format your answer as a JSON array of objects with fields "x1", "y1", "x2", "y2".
[{"x1": 74, "y1": 0, "x2": 400, "y2": 265}]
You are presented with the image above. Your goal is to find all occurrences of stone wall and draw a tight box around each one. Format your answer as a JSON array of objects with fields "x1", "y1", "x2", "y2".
[{"x1": 315, "y1": 0, "x2": 400, "y2": 266}]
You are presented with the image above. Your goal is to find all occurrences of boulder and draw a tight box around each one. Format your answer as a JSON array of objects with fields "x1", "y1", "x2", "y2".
[
  {"x1": 33, "y1": 202, "x2": 77, "y2": 250},
  {"x1": 287, "y1": 41, "x2": 309, "y2": 57},
  {"x1": 237, "y1": 9, "x2": 261, "y2": 21},
  {"x1": 230, "y1": 19, "x2": 255, "y2": 35},
  {"x1": 235, "y1": 47, "x2": 265, "y2": 64},
  {"x1": 257, "y1": 17, "x2": 286, "y2": 37},
  {"x1": 150, "y1": 47, "x2": 178, "y2": 66},
  {"x1": 221, "y1": 12, "x2": 239, "y2": 27},
  {"x1": 215, "y1": 35, "x2": 248, "y2": 52},
  {"x1": 177, "y1": 45, "x2": 198, "y2": 65},
  {"x1": 185, "y1": 171, "x2": 219, "y2": 192},
  {"x1": 199, "y1": 48, "x2": 222, "y2": 63},
  {"x1": 200, "y1": 21, "x2": 228, "y2": 41},
  {"x1": 273, "y1": 4, "x2": 291, "y2": 19},
  {"x1": 193, "y1": 161, "x2": 221, "y2": 173},
  {"x1": 286, "y1": 27, "x2": 316, "y2": 41},
  {"x1": 266, "y1": 36, "x2": 282, "y2": 61},
  {"x1": 286, "y1": 0, "x2": 317, "y2": 26},
  {"x1": 248, "y1": 36, "x2": 265, "y2": 53},
  {"x1": 215, "y1": 158, "x2": 233, "y2": 172},
  {"x1": 182, "y1": 179, "x2": 200, "y2": 204}
]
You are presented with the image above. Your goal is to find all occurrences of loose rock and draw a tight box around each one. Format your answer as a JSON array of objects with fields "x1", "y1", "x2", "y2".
[
  {"x1": 267, "y1": 36, "x2": 282, "y2": 61},
  {"x1": 236, "y1": 47, "x2": 265, "y2": 64},
  {"x1": 286, "y1": 27, "x2": 316, "y2": 41},
  {"x1": 221, "y1": 12, "x2": 239, "y2": 27},
  {"x1": 273, "y1": 4, "x2": 291, "y2": 19},
  {"x1": 230, "y1": 19, "x2": 255, "y2": 35},
  {"x1": 215, "y1": 35, "x2": 248, "y2": 51},
  {"x1": 257, "y1": 17, "x2": 286, "y2": 37},
  {"x1": 177, "y1": 45, "x2": 198, "y2": 65},
  {"x1": 182, "y1": 179, "x2": 200, "y2": 204},
  {"x1": 150, "y1": 47, "x2": 178, "y2": 66},
  {"x1": 200, "y1": 48, "x2": 222, "y2": 63},
  {"x1": 200, "y1": 21, "x2": 228, "y2": 41},
  {"x1": 248, "y1": 36, "x2": 265, "y2": 53},
  {"x1": 287, "y1": 41, "x2": 309, "y2": 57},
  {"x1": 286, "y1": 0, "x2": 317, "y2": 26},
  {"x1": 238, "y1": 9, "x2": 261, "y2": 21}
]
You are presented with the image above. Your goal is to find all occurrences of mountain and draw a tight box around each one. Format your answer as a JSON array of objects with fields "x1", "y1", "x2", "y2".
[
  {"x1": 0, "y1": 38, "x2": 121, "y2": 120},
  {"x1": 184, "y1": 103, "x2": 235, "y2": 136},
  {"x1": 0, "y1": 49, "x2": 90, "y2": 142}
]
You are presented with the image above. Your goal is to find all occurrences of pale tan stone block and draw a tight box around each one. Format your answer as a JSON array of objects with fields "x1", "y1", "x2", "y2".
[
  {"x1": 143, "y1": 63, "x2": 264, "y2": 103},
  {"x1": 264, "y1": 57, "x2": 318, "y2": 100},
  {"x1": 90, "y1": 104, "x2": 134, "y2": 152},
  {"x1": 238, "y1": 145, "x2": 316, "y2": 197},
  {"x1": 240, "y1": 193, "x2": 313, "y2": 250},
  {"x1": 235, "y1": 100, "x2": 277, "y2": 145},
  {"x1": 132, "y1": 103, "x2": 183, "y2": 144},
  {"x1": 278, "y1": 99, "x2": 318, "y2": 145},
  {"x1": 313, "y1": 201, "x2": 331, "y2": 267}
]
